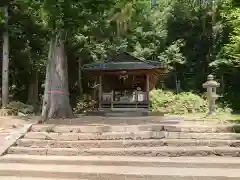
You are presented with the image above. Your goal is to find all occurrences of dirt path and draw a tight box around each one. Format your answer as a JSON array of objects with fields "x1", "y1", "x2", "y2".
[{"x1": 0, "y1": 116, "x2": 35, "y2": 135}]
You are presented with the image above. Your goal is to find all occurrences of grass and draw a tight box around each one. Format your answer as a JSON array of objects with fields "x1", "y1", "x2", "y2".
[
  {"x1": 172, "y1": 113, "x2": 240, "y2": 124},
  {"x1": 229, "y1": 114, "x2": 240, "y2": 122}
]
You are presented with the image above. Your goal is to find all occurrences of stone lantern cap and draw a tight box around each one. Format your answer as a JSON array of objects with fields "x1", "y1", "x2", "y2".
[{"x1": 202, "y1": 74, "x2": 220, "y2": 88}]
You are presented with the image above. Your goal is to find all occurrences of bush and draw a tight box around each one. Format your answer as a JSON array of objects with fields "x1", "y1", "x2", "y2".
[
  {"x1": 4, "y1": 101, "x2": 34, "y2": 114},
  {"x1": 150, "y1": 89, "x2": 208, "y2": 114},
  {"x1": 73, "y1": 95, "x2": 96, "y2": 114}
]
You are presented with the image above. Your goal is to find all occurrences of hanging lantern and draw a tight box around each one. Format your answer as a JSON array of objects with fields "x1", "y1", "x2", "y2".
[{"x1": 119, "y1": 71, "x2": 128, "y2": 80}]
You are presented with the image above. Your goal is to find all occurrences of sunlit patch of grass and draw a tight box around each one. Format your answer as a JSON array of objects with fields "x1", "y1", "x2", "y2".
[{"x1": 172, "y1": 113, "x2": 240, "y2": 124}]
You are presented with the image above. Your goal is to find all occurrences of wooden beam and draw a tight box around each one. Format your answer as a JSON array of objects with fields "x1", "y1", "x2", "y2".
[
  {"x1": 84, "y1": 68, "x2": 166, "y2": 76},
  {"x1": 111, "y1": 90, "x2": 114, "y2": 110},
  {"x1": 146, "y1": 74, "x2": 150, "y2": 110}
]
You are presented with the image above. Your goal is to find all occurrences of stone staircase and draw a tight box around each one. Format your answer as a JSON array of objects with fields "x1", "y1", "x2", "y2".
[{"x1": 0, "y1": 122, "x2": 240, "y2": 179}]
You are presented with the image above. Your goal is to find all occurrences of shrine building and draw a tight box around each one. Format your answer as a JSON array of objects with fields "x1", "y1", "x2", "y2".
[{"x1": 82, "y1": 51, "x2": 166, "y2": 112}]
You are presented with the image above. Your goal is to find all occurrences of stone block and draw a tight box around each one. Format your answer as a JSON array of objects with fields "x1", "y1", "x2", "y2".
[
  {"x1": 47, "y1": 148, "x2": 79, "y2": 156},
  {"x1": 8, "y1": 147, "x2": 46, "y2": 155}
]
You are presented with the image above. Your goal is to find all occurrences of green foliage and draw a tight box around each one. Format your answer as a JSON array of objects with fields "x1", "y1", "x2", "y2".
[
  {"x1": 5, "y1": 101, "x2": 34, "y2": 114},
  {"x1": 150, "y1": 89, "x2": 207, "y2": 114},
  {"x1": 158, "y1": 39, "x2": 186, "y2": 68},
  {"x1": 222, "y1": 7, "x2": 240, "y2": 66},
  {"x1": 150, "y1": 89, "x2": 232, "y2": 114},
  {"x1": 2, "y1": 0, "x2": 240, "y2": 112},
  {"x1": 73, "y1": 96, "x2": 96, "y2": 113},
  {"x1": 210, "y1": 0, "x2": 240, "y2": 68}
]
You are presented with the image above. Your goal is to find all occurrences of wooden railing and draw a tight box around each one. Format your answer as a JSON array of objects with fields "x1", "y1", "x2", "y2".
[{"x1": 101, "y1": 91, "x2": 149, "y2": 110}]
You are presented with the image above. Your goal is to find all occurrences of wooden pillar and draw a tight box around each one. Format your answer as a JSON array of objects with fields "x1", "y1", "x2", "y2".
[
  {"x1": 146, "y1": 74, "x2": 150, "y2": 110},
  {"x1": 111, "y1": 90, "x2": 114, "y2": 110},
  {"x1": 135, "y1": 90, "x2": 138, "y2": 109},
  {"x1": 98, "y1": 75, "x2": 102, "y2": 110}
]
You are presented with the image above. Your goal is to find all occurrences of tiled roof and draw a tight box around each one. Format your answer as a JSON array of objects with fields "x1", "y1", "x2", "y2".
[{"x1": 82, "y1": 52, "x2": 166, "y2": 70}]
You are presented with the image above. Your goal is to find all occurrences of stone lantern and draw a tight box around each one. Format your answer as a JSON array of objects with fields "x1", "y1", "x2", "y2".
[{"x1": 202, "y1": 74, "x2": 220, "y2": 115}]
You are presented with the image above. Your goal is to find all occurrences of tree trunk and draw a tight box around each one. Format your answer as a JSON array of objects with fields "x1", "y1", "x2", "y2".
[
  {"x1": 2, "y1": 6, "x2": 9, "y2": 107},
  {"x1": 46, "y1": 32, "x2": 73, "y2": 119},
  {"x1": 41, "y1": 39, "x2": 53, "y2": 120},
  {"x1": 27, "y1": 71, "x2": 39, "y2": 108},
  {"x1": 211, "y1": 0, "x2": 217, "y2": 64},
  {"x1": 78, "y1": 58, "x2": 83, "y2": 97}
]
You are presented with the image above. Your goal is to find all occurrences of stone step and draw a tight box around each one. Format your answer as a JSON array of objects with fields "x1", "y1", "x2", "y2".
[
  {"x1": 164, "y1": 132, "x2": 240, "y2": 140},
  {"x1": 104, "y1": 111, "x2": 148, "y2": 117},
  {"x1": 7, "y1": 146, "x2": 240, "y2": 157},
  {"x1": 23, "y1": 131, "x2": 165, "y2": 140},
  {"x1": 0, "y1": 163, "x2": 239, "y2": 179},
  {"x1": 1, "y1": 154, "x2": 240, "y2": 168},
  {"x1": 16, "y1": 139, "x2": 240, "y2": 148},
  {"x1": 23, "y1": 131, "x2": 240, "y2": 141},
  {"x1": 45, "y1": 116, "x2": 183, "y2": 125},
  {"x1": 31, "y1": 124, "x2": 238, "y2": 133},
  {"x1": 0, "y1": 177, "x2": 84, "y2": 180}
]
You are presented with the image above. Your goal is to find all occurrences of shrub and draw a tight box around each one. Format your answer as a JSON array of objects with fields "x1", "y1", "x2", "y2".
[
  {"x1": 4, "y1": 101, "x2": 34, "y2": 114},
  {"x1": 73, "y1": 95, "x2": 96, "y2": 114},
  {"x1": 150, "y1": 89, "x2": 208, "y2": 114}
]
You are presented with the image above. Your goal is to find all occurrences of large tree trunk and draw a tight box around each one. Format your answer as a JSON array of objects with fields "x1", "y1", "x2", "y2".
[
  {"x1": 44, "y1": 32, "x2": 73, "y2": 119},
  {"x1": 78, "y1": 58, "x2": 83, "y2": 97},
  {"x1": 2, "y1": 6, "x2": 9, "y2": 107},
  {"x1": 41, "y1": 39, "x2": 53, "y2": 120},
  {"x1": 27, "y1": 71, "x2": 39, "y2": 108}
]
